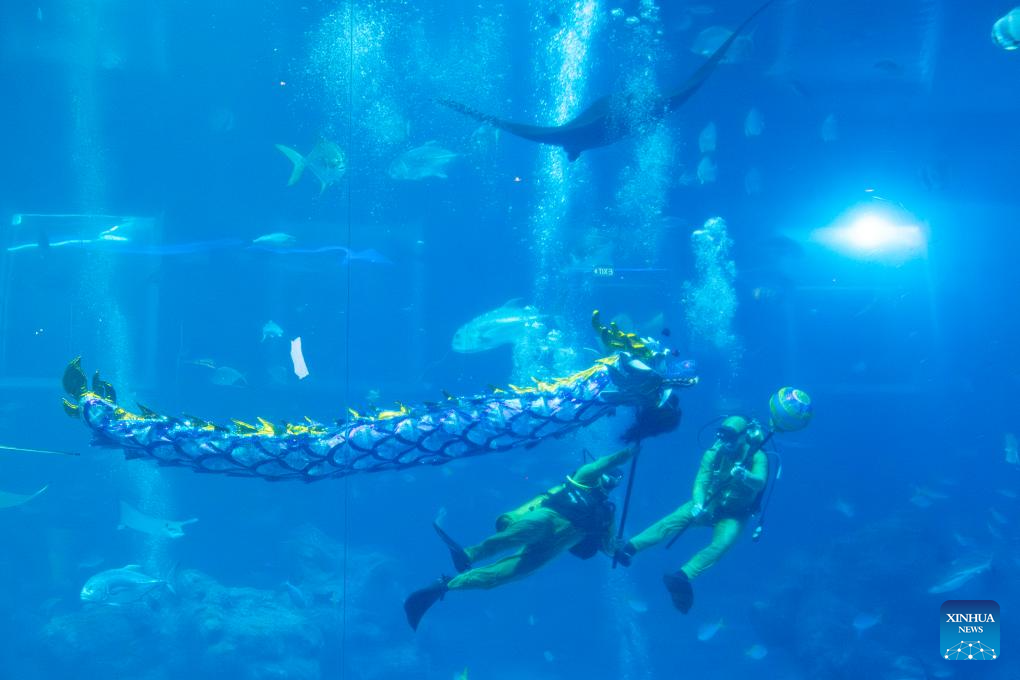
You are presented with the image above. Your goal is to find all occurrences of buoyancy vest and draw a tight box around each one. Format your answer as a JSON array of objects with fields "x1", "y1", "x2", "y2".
[{"x1": 542, "y1": 474, "x2": 617, "y2": 558}]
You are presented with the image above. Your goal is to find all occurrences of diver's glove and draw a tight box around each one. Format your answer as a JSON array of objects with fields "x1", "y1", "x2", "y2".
[
  {"x1": 614, "y1": 540, "x2": 637, "y2": 567},
  {"x1": 729, "y1": 464, "x2": 749, "y2": 481}
]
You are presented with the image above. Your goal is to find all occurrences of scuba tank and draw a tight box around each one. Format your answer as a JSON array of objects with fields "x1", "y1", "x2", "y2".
[
  {"x1": 494, "y1": 449, "x2": 597, "y2": 531},
  {"x1": 494, "y1": 484, "x2": 564, "y2": 531}
]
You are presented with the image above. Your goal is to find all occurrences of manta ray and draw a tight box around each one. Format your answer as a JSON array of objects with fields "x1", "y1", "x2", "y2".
[{"x1": 437, "y1": 0, "x2": 774, "y2": 161}]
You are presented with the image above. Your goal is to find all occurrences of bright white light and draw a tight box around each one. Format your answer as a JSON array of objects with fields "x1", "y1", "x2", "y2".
[{"x1": 812, "y1": 206, "x2": 926, "y2": 262}]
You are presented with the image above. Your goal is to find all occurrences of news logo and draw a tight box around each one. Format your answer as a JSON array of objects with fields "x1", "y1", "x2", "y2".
[{"x1": 941, "y1": 600, "x2": 998, "y2": 661}]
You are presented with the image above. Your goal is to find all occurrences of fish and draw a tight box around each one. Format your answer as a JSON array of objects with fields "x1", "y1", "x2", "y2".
[
  {"x1": 853, "y1": 612, "x2": 882, "y2": 635},
  {"x1": 436, "y1": 1, "x2": 774, "y2": 161},
  {"x1": 210, "y1": 366, "x2": 247, "y2": 387},
  {"x1": 927, "y1": 556, "x2": 992, "y2": 594},
  {"x1": 696, "y1": 618, "x2": 724, "y2": 641},
  {"x1": 253, "y1": 232, "x2": 297, "y2": 247},
  {"x1": 744, "y1": 644, "x2": 768, "y2": 660},
  {"x1": 451, "y1": 300, "x2": 546, "y2": 353},
  {"x1": 744, "y1": 107, "x2": 764, "y2": 137},
  {"x1": 1005, "y1": 433, "x2": 1018, "y2": 465},
  {"x1": 275, "y1": 140, "x2": 346, "y2": 195},
  {"x1": 80, "y1": 564, "x2": 175, "y2": 605},
  {"x1": 698, "y1": 122, "x2": 717, "y2": 153},
  {"x1": 388, "y1": 141, "x2": 458, "y2": 180},
  {"x1": 262, "y1": 320, "x2": 284, "y2": 343},
  {"x1": 697, "y1": 156, "x2": 717, "y2": 184},
  {"x1": 691, "y1": 26, "x2": 754, "y2": 64},
  {"x1": 0, "y1": 484, "x2": 48, "y2": 509},
  {"x1": 118, "y1": 501, "x2": 197, "y2": 539}
]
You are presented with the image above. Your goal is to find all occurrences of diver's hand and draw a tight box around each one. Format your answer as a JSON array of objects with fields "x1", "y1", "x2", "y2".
[
  {"x1": 729, "y1": 464, "x2": 749, "y2": 481},
  {"x1": 690, "y1": 503, "x2": 705, "y2": 518},
  {"x1": 614, "y1": 540, "x2": 637, "y2": 567}
]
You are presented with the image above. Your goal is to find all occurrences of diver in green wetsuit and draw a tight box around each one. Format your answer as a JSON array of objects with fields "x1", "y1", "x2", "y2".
[
  {"x1": 404, "y1": 446, "x2": 636, "y2": 630},
  {"x1": 614, "y1": 415, "x2": 768, "y2": 613}
]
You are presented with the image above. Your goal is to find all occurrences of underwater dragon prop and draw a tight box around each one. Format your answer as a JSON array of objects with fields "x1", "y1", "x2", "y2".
[{"x1": 62, "y1": 312, "x2": 697, "y2": 482}]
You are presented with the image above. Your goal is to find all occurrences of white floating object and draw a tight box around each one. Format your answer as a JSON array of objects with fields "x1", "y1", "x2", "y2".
[{"x1": 291, "y1": 337, "x2": 310, "y2": 379}]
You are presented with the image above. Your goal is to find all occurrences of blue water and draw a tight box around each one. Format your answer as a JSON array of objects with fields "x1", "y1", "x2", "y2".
[{"x1": 1, "y1": 0, "x2": 1017, "y2": 678}]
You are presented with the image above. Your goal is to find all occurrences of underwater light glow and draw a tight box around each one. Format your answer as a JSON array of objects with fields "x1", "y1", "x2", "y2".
[{"x1": 812, "y1": 205, "x2": 926, "y2": 262}]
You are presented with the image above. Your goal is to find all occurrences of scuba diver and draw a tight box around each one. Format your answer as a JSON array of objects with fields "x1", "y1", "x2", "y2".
[
  {"x1": 404, "y1": 445, "x2": 637, "y2": 631},
  {"x1": 613, "y1": 415, "x2": 768, "y2": 614}
]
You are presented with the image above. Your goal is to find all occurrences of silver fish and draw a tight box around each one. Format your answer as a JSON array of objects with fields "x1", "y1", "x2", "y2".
[
  {"x1": 697, "y1": 618, "x2": 724, "y2": 641},
  {"x1": 697, "y1": 155, "x2": 717, "y2": 184},
  {"x1": 452, "y1": 300, "x2": 545, "y2": 353},
  {"x1": 388, "y1": 141, "x2": 458, "y2": 181},
  {"x1": 927, "y1": 556, "x2": 992, "y2": 594},
  {"x1": 211, "y1": 366, "x2": 247, "y2": 387},
  {"x1": 80, "y1": 564, "x2": 174, "y2": 605},
  {"x1": 276, "y1": 140, "x2": 346, "y2": 194}
]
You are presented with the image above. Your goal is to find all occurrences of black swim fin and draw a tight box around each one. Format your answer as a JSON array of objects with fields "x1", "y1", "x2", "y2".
[
  {"x1": 403, "y1": 576, "x2": 450, "y2": 631},
  {"x1": 433, "y1": 521, "x2": 472, "y2": 573},
  {"x1": 663, "y1": 570, "x2": 694, "y2": 613}
]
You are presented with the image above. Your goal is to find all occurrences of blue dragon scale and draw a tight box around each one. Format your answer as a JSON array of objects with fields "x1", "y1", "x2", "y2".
[{"x1": 61, "y1": 312, "x2": 697, "y2": 481}]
